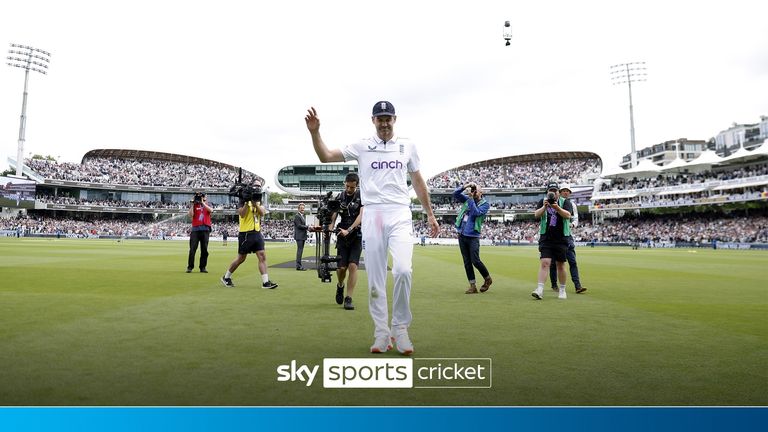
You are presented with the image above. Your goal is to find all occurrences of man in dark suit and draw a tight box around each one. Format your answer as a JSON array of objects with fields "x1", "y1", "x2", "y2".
[{"x1": 293, "y1": 203, "x2": 309, "y2": 270}]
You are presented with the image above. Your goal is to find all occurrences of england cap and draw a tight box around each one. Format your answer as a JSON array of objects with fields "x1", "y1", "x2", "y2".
[{"x1": 372, "y1": 101, "x2": 396, "y2": 117}]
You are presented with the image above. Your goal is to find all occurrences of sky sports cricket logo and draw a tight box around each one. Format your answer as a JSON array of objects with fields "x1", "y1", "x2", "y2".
[{"x1": 276, "y1": 358, "x2": 492, "y2": 389}]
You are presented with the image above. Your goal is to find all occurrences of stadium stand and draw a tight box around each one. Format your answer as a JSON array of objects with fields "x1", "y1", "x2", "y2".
[
  {"x1": 3, "y1": 119, "x2": 767, "y2": 249},
  {"x1": 21, "y1": 149, "x2": 265, "y2": 218},
  {"x1": 427, "y1": 152, "x2": 601, "y2": 190},
  {"x1": 275, "y1": 164, "x2": 360, "y2": 196},
  {"x1": 426, "y1": 152, "x2": 600, "y2": 223}
]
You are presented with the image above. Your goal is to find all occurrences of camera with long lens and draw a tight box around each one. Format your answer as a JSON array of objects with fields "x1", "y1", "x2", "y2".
[
  {"x1": 315, "y1": 191, "x2": 342, "y2": 283},
  {"x1": 192, "y1": 192, "x2": 203, "y2": 204},
  {"x1": 229, "y1": 183, "x2": 262, "y2": 202},
  {"x1": 547, "y1": 191, "x2": 556, "y2": 205}
]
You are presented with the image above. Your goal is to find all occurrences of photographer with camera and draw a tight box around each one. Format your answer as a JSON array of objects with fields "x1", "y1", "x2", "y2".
[
  {"x1": 532, "y1": 181, "x2": 573, "y2": 300},
  {"x1": 330, "y1": 172, "x2": 364, "y2": 311},
  {"x1": 220, "y1": 181, "x2": 278, "y2": 289},
  {"x1": 187, "y1": 192, "x2": 212, "y2": 273},
  {"x1": 548, "y1": 184, "x2": 587, "y2": 294},
  {"x1": 453, "y1": 182, "x2": 492, "y2": 294}
]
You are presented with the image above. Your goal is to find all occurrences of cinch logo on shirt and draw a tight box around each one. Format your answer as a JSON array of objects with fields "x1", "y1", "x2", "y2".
[{"x1": 371, "y1": 160, "x2": 404, "y2": 169}]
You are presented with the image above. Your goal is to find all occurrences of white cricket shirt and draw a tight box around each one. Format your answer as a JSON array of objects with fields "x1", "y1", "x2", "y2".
[{"x1": 342, "y1": 135, "x2": 421, "y2": 206}]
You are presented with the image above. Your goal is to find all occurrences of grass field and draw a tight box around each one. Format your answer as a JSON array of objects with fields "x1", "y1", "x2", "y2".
[{"x1": 0, "y1": 237, "x2": 765, "y2": 406}]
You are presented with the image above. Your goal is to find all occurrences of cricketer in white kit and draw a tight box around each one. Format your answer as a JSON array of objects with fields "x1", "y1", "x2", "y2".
[{"x1": 305, "y1": 101, "x2": 440, "y2": 355}]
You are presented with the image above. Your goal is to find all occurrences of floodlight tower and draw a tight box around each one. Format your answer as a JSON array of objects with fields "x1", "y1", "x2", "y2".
[
  {"x1": 610, "y1": 62, "x2": 646, "y2": 168},
  {"x1": 6, "y1": 43, "x2": 51, "y2": 177}
]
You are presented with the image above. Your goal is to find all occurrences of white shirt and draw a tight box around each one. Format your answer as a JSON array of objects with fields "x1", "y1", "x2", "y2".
[
  {"x1": 342, "y1": 135, "x2": 421, "y2": 206},
  {"x1": 570, "y1": 200, "x2": 579, "y2": 228}
]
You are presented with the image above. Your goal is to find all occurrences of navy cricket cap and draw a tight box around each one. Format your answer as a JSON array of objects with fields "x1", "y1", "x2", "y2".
[
  {"x1": 546, "y1": 182, "x2": 559, "y2": 191},
  {"x1": 372, "y1": 101, "x2": 396, "y2": 117}
]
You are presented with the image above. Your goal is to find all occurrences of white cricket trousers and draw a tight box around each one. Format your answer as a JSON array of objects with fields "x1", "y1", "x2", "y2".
[{"x1": 362, "y1": 204, "x2": 414, "y2": 338}]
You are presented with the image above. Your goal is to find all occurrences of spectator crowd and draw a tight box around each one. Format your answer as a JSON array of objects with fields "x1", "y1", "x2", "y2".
[
  {"x1": 598, "y1": 163, "x2": 768, "y2": 192},
  {"x1": 26, "y1": 157, "x2": 263, "y2": 189},
  {"x1": 428, "y1": 158, "x2": 601, "y2": 189},
  {"x1": 3, "y1": 211, "x2": 766, "y2": 244},
  {"x1": 36, "y1": 195, "x2": 238, "y2": 210},
  {"x1": 0, "y1": 215, "x2": 294, "y2": 239}
]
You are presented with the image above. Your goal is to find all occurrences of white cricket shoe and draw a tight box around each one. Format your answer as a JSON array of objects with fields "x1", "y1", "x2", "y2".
[
  {"x1": 392, "y1": 326, "x2": 414, "y2": 356},
  {"x1": 370, "y1": 335, "x2": 392, "y2": 353},
  {"x1": 558, "y1": 286, "x2": 567, "y2": 300}
]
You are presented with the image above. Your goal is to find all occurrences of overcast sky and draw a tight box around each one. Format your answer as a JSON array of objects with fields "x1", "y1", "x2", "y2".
[{"x1": 1, "y1": 0, "x2": 767, "y2": 190}]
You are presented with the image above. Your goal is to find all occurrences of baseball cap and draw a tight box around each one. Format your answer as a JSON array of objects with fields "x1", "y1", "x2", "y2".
[
  {"x1": 372, "y1": 101, "x2": 396, "y2": 117},
  {"x1": 559, "y1": 183, "x2": 572, "y2": 193},
  {"x1": 546, "y1": 182, "x2": 559, "y2": 191}
]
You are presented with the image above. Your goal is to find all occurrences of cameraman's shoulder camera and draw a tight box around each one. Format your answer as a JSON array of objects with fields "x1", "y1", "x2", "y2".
[{"x1": 229, "y1": 183, "x2": 262, "y2": 203}]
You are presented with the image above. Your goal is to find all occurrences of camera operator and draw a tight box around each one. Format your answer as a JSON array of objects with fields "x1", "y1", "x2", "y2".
[
  {"x1": 330, "y1": 173, "x2": 364, "y2": 311},
  {"x1": 453, "y1": 181, "x2": 492, "y2": 294},
  {"x1": 548, "y1": 184, "x2": 587, "y2": 294},
  {"x1": 220, "y1": 182, "x2": 278, "y2": 289},
  {"x1": 187, "y1": 192, "x2": 212, "y2": 273},
  {"x1": 532, "y1": 181, "x2": 573, "y2": 300}
]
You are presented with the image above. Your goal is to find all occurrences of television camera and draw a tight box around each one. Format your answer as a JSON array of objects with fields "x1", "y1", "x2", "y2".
[
  {"x1": 314, "y1": 191, "x2": 341, "y2": 283},
  {"x1": 228, "y1": 168, "x2": 262, "y2": 202}
]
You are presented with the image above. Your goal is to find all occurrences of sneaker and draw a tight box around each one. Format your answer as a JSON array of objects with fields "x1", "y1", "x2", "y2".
[
  {"x1": 343, "y1": 296, "x2": 355, "y2": 310},
  {"x1": 200, "y1": 268, "x2": 208, "y2": 273},
  {"x1": 480, "y1": 276, "x2": 493, "y2": 293},
  {"x1": 576, "y1": 286, "x2": 587, "y2": 294},
  {"x1": 186, "y1": 268, "x2": 193, "y2": 273},
  {"x1": 221, "y1": 276, "x2": 235, "y2": 287},
  {"x1": 392, "y1": 326, "x2": 414, "y2": 356},
  {"x1": 262, "y1": 281, "x2": 278, "y2": 289},
  {"x1": 558, "y1": 286, "x2": 567, "y2": 300},
  {"x1": 465, "y1": 285, "x2": 478, "y2": 294},
  {"x1": 336, "y1": 284, "x2": 345, "y2": 305},
  {"x1": 370, "y1": 336, "x2": 392, "y2": 353},
  {"x1": 296, "y1": 266, "x2": 306, "y2": 271},
  {"x1": 531, "y1": 287, "x2": 543, "y2": 300}
]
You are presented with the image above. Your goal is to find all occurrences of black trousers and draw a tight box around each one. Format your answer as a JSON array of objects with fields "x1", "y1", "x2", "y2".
[
  {"x1": 295, "y1": 240, "x2": 305, "y2": 267},
  {"x1": 458, "y1": 234, "x2": 490, "y2": 283},
  {"x1": 188, "y1": 230, "x2": 210, "y2": 270}
]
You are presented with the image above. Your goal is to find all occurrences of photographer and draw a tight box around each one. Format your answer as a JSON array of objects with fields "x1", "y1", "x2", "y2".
[
  {"x1": 548, "y1": 184, "x2": 587, "y2": 294},
  {"x1": 220, "y1": 182, "x2": 278, "y2": 289},
  {"x1": 330, "y1": 173, "x2": 364, "y2": 311},
  {"x1": 532, "y1": 181, "x2": 573, "y2": 300},
  {"x1": 453, "y1": 182, "x2": 492, "y2": 294},
  {"x1": 187, "y1": 192, "x2": 212, "y2": 273}
]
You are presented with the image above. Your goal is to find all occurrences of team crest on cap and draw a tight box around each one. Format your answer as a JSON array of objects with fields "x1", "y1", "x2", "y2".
[{"x1": 380, "y1": 102, "x2": 387, "y2": 110}]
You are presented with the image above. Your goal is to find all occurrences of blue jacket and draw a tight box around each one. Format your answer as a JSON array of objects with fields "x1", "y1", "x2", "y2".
[{"x1": 453, "y1": 186, "x2": 490, "y2": 238}]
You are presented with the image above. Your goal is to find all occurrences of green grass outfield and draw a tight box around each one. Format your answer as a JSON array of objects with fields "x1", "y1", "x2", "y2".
[{"x1": 0, "y1": 237, "x2": 765, "y2": 406}]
